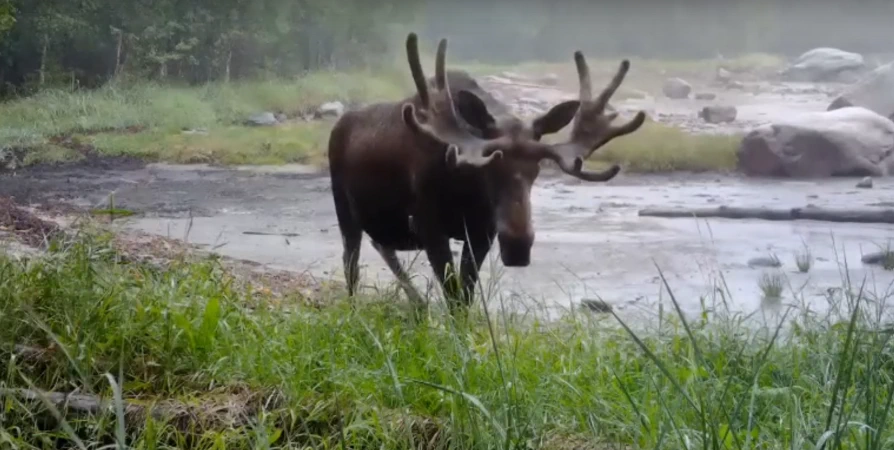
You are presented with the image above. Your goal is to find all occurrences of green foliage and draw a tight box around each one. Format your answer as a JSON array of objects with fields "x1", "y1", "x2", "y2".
[
  {"x1": 2, "y1": 232, "x2": 894, "y2": 448},
  {"x1": 0, "y1": 0, "x2": 420, "y2": 96},
  {"x1": 0, "y1": 0, "x2": 14, "y2": 36}
]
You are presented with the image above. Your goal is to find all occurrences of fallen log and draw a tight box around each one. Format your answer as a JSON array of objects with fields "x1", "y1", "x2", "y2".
[
  {"x1": 0, "y1": 386, "x2": 275, "y2": 432},
  {"x1": 638, "y1": 205, "x2": 894, "y2": 225}
]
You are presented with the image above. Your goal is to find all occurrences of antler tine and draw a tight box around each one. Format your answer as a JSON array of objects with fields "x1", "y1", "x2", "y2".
[
  {"x1": 574, "y1": 51, "x2": 592, "y2": 101},
  {"x1": 405, "y1": 33, "x2": 430, "y2": 108},
  {"x1": 593, "y1": 59, "x2": 630, "y2": 112},
  {"x1": 434, "y1": 38, "x2": 448, "y2": 91},
  {"x1": 433, "y1": 37, "x2": 504, "y2": 168},
  {"x1": 401, "y1": 35, "x2": 505, "y2": 169},
  {"x1": 532, "y1": 55, "x2": 646, "y2": 182}
]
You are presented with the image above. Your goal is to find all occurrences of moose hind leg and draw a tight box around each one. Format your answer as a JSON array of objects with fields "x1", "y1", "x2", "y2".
[
  {"x1": 332, "y1": 185, "x2": 363, "y2": 297},
  {"x1": 372, "y1": 242, "x2": 427, "y2": 308}
]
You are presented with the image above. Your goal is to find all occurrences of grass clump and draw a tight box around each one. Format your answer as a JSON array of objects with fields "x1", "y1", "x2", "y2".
[
  {"x1": 794, "y1": 245, "x2": 814, "y2": 273},
  {"x1": 758, "y1": 271, "x2": 786, "y2": 300},
  {"x1": 90, "y1": 121, "x2": 335, "y2": 165},
  {"x1": 595, "y1": 120, "x2": 740, "y2": 173},
  {"x1": 547, "y1": 118, "x2": 740, "y2": 173},
  {"x1": 3, "y1": 231, "x2": 894, "y2": 448}
]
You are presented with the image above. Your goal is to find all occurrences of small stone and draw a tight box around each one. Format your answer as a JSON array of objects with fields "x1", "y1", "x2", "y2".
[
  {"x1": 748, "y1": 256, "x2": 782, "y2": 268},
  {"x1": 694, "y1": 92, "x2": 717, "y2": 100},
  {"x1": 699, "y1": 105, "x2": 738, "y2": 123},
  {"x1": 581, "y1": 299, "x2": 613, "y2": 313},
  {"x1": 315, "y1": 101, "x2": 345, "y2": 119},
  {"x1": 856, "y1": 176, "x2": 873, "y2": 188},
  {"x1": 245, "y1": 112, "x2": 279, "y2": 127},
  {"x1": 862, "y1": 251, "x2": 893, "y2": 265},
  {"x1": 716, "y1": 67, "x2": 732, "y2": 82},
  {"x1": 537, "y1": 73, "x2": 560, "y2": 86}
]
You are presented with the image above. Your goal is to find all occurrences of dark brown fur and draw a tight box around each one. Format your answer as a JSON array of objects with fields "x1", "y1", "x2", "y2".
[{"x1": 327, "y1": 33, "x2": 646, "y2": 314}]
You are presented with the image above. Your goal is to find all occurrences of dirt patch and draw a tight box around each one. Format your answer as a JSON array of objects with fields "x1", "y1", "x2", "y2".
[
  {"x1": 0, "y1": 196, "x2": 63, "y2": 247},
  {"x1": 0, "y1": 195, "x2": 325, "y2": 306},
  {"x1": 108, "y1": 227, "x2": 327, "y2": 306}
]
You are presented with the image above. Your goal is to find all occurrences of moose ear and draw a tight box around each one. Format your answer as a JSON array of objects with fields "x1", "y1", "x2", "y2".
[
  {"x1": 532, "y1": 100, "x2": 580, "y2": 139},
  {"x1": 456, "y1": 90, "x2": 497, "y2": 133}
]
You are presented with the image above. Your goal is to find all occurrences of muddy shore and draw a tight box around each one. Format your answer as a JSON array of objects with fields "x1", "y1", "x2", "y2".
[{"x1": 2, "y1": 72, "x2": 892, "y2": 322}]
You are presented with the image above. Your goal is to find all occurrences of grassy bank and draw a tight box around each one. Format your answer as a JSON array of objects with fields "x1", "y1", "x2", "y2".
[
  {"x1": 2, "y1": 230, "x2": 894, "y2": 449},
  {"x1": 0, "y1": 58, "x2": 746, "y2": 172},
  {"x1": 0, "y1": 70, "x2": 410, "y2": 167}
]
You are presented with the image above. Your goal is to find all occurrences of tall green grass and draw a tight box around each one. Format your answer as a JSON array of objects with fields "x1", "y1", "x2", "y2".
[
  {"x1": 2, "y1": 230, "x2": 894, "y2": 448},
  {"x1": 0, "y1": 70, "x2": 410, "y2": 166}
]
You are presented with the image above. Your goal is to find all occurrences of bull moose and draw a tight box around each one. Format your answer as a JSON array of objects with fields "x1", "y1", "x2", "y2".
[{"x1": 327, "y1": 32, "x2": 646, "y2": 315}]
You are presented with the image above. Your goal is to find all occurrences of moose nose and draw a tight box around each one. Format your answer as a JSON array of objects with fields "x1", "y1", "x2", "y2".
[{"x1": 497, "y1": 232, "x2": 534, "y2": 267}]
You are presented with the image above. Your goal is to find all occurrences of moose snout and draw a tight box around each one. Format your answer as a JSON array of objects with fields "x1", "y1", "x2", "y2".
[{"x1": 497, "y1": 231, "x2": 534, "y2": 267}]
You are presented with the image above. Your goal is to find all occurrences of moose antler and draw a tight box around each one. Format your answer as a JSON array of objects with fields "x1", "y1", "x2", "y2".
[
  {"x1": 401, "y1": 34, "x2": 506, "y2": 168},
  {"x1": 534, "y1": 53, "x2": 647, "y2": 182}
]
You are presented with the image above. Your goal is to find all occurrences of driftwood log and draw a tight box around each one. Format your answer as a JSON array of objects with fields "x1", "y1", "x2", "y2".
[
  {"x1": 638, "y1": 205, "x2": 894, "y2": 225},
  {"x1": 0, "y1": 386, "x2": 276, "y2": 433}
]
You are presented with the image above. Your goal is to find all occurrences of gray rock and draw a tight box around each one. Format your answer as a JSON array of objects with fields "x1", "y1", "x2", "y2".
[
  {"x1": 499, "y1": 71, "x2": 526, "y2": 81},
  {"x1": 662, "y1": 78, "x2": 692, "y2": 99},
  {"x1": 699, "y1": 105, "x2": 737, "y2": 123},
  {"x1": 716, "y1": 67, "x2": 732, "y2": 83},
  {"x1": 856, "y1": 176, "x2": 873, "y2": 188},
  {"x1": 624, "y1": 89, "x2": 648, "y2": 100},
  {"x1": 828, "y1": 61, "x2": 894, "y2": 120},
  {"x1": 580, "y1": 298, "x2": 613, "y2": 313},
  {"x1": 748, "y1": 256, "x2": 782, "y2": 268},
  {"x1": 781, "y1": 48, "x2": 866, "y2": 83},
  {"x1": 737, "y1": 107, "x2": 894, "y2": 178},
  {"x1": 0, "y1": 148, "x2": 19, "y2": 171},
  {"x1": 862, "y1": 251, "x2": 893, "y2": 265},
  {"x1": 537, "y1": 73, "x2": 560, "y2": 86},
  {"x1": 316, "y1": 101, "x2": 345, "y2": 119},
  {"x1": 245, "y1": 112, "x2": 279, "y2": 127},
  {"x1": 695, "y1": 92, "x2": 717, "y2": 100}
]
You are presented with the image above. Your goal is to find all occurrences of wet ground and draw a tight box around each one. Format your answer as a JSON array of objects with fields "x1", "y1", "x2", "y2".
[
  {"x1": 1, "y1": 74, "x2": 892, "y2": 323},
  {"x1": 2, "y1": 160, "x2": 893, "y2": 322}
]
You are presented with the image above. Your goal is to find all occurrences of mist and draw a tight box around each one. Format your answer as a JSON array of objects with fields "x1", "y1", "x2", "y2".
[{"x1": 420, "y1": 1, "x2": 894, "y2": 64}]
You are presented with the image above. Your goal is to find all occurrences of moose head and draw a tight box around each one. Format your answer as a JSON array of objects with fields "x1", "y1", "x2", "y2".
[{"x1": 401, "y1": 35, "x2": 647, "y2": 267}]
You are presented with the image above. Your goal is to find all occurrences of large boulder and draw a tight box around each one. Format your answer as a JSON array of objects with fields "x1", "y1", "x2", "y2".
[
  {"x1": 780, "y1": 48, "x2": 865, "y2": 83},
  {"x1": 699, "y1": 105, "x2": 737, "y2": 124},
  {"x1": 828, "y1": 62, "x2": 894, "y2": 120},
  {"x1": 737, "y1": 107, "x2": 894, "y2": 178},
  {"x1": 662, "y1": 78, "x2": 691, "y2": 99}
]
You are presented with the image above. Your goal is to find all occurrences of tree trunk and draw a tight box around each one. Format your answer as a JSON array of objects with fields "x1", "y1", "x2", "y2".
[
  {"x1": 114, "y1": 32, "x2": 123, "y2": 77},
  {"x1": 638, "y1": 205, "x2": 894, "y2": 225},
  {"x1": 39, "y1": 34, "x2": 48, "y2": 86},
  {"x1": 224, "y1": 48, "x2": 232, "y2": 83}
]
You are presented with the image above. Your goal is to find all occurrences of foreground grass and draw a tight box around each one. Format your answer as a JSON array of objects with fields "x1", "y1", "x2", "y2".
[{"x1": 2, "y1": 231, "x2": 894, "y2": 449}]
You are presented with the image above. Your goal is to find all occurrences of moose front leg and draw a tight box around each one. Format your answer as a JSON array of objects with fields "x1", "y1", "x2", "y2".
[
  {"x1": 421, "y1": 238, "x2": 469, "y2": 316},
  {"x1": 457, "y1": 235, "x2": 493, "y2": 309}
]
